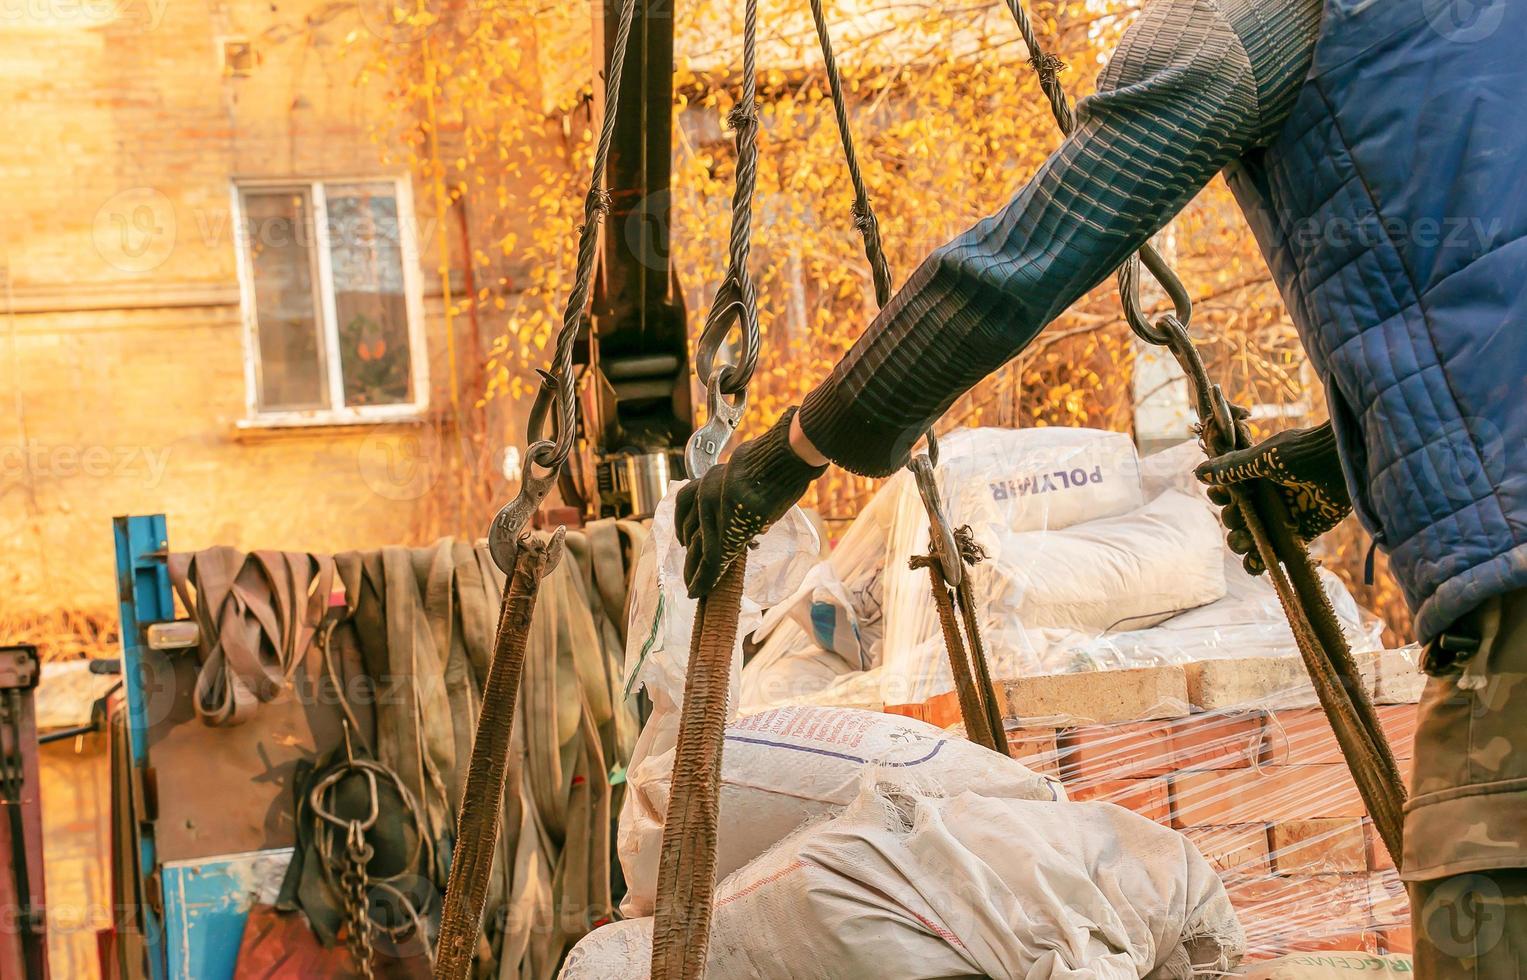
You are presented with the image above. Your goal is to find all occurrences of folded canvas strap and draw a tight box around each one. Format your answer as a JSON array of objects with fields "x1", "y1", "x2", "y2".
[{"x1": 168, "y1": 546, "x2": 334, "y2": 727}]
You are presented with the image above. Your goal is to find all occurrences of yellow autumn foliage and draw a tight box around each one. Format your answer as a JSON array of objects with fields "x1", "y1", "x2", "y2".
[{"x1": 359, "y1": 0, "x2": 1410, "y2": 641}]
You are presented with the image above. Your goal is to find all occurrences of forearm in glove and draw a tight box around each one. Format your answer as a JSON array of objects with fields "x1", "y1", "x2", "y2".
[
  {"x1": 676, "y1": 407, "x2": 827, "y2": 597},
  {"x1": 1195, "y1": 419, "x2": 1352, "y2": 575}
]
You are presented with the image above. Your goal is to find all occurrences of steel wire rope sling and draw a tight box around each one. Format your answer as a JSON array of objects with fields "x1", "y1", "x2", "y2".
[
  {"x1": 997, "y1": 0, "x2": 1406, "y2": 861},
  {"x1": 807, "y1": 0, "x2": 1009, "y2": 756},
  {"x1": 648, "y1": 0, "x2": 768, "y2": 974},
  {"x1": 430, "y1": 0, "x2": 641, "y2": 975}
]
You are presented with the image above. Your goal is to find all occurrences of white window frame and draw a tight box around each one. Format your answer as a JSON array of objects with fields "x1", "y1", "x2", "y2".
[{"x1": 231, "y1": 175, "x2": 429, "y2": 427}]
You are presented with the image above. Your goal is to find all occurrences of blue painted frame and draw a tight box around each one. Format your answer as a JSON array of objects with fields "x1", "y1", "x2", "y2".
[
  {"x1": 160, "y1": 849, "x2": 293, "y2": 979},
  {"x1": 115, "y1": 515, "x2": 292, "y2": 980},
  {"x1": 114, "y1": 514, "x2": 172, "y2": 980}
]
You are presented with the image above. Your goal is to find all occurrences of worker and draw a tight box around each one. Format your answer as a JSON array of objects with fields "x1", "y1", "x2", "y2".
[{"x1": 676, "y1": 0, "x2": 1526, "y2": 974}]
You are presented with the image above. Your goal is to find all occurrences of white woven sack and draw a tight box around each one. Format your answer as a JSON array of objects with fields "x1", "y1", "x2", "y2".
[
  {"x1": 618, "y1": 705, "x2": 1062, "y2": 917},
  {"x1": 601, "y1": 775, "x2": 1244, "y2": 978}
]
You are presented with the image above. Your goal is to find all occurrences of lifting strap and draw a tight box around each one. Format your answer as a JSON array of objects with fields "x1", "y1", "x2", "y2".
[
  {"x1": 650, "y1": 0, "x2": 767, "y2": 971},
  {"x1": 808, "y1": 0, "x2": 1008, "y2": 755},
  {"x1": 433, "y1": 533, "x2": 564, "y2": 978},
  {"x1": 432, "y1": 0, "x2": 640, "y2": 974},
  {"x1": 997, "y1": 0, "x2": 1407, "y2": 861},
  {"x1": 648, "y1": 556, "x2": 749, "y2": 979},
  {"x1": 167, "y1": 546, "x2": 334, "y2": 727}
]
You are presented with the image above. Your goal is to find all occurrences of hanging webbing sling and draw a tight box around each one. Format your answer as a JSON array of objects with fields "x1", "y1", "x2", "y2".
[
  {"x1": 649, "y1": 0, "x2": 767, "y2": 974},
  {"x1": 431, "y1": 1, "x2": 640, "y2": 976},
  {"x1": 807, "y1": 0, "x2": 1008, "y2": 756},
  {"x1": 994, "y1": 0, "x2": 1408, "y2": 864}
]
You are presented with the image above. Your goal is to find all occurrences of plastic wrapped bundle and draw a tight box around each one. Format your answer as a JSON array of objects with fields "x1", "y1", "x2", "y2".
[
  {"x1": 741, "y1": 429, "x2": 1388, "y2": 711},
  {"x1": 877, "y1": 427, "x2": 1149, "y2": 702},
  {"x1": 895, "y1": 647, "x2": 1425, "y2": 960}
]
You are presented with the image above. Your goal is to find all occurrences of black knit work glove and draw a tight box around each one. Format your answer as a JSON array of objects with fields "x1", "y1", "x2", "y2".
[
  {"x1": 676, "y1": 407, "x2": 827, "y2": 598},
  {"x1": 1195, "y1": 419, "x2": 1351, "y2": 575}
]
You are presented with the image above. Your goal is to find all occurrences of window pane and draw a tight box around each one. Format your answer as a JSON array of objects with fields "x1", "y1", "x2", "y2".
[
  {"x1": 243, "y1": 190, "x2": 327, "y2": 412},
  {"x1": 326, "y1": 183, "x2": 414, "y2": 408}
]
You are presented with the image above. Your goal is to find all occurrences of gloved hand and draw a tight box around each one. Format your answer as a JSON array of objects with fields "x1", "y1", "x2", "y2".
[
  {"x1": 676, "y1": 407, "x2": 827, "y2": 597},
  {"x1": 1195, "y1": 418, "x2": 1351, "y2": 575}
]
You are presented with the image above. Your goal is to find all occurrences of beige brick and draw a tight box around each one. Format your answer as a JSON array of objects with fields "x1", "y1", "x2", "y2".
[
  {"x1": 1185, "y1": 654, "x2": 1379, "y2": 711},
  {"x1": 1269, "y1": 818, "x2": 1368, "y2": 874},
  {"x1": 1004, "y1": 666, "x2": 1188, "y2": 726},
  {"x1": 1183, "y1": 824, "x2": 1272, "y2": 878},
  {"x1": 1373, "y1": 646, "x2": 1426, "y2": 704},
  {"x1": 1186, "y1": 656, "x2": 1317, "y2": 710}
]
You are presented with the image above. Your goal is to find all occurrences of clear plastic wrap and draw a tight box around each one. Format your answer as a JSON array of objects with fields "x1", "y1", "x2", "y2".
[
  {"x1": 878, "y1": 427, "x2": 1149, "y2": 702},
  {"x1": 623, "y1": 482, "x2": 818, "y2": 725},
  {"x1": 893, "y1": 648, "x2": 1423, "y2": 961},
  {"x1": 740, "y1": 428, "x2": 1388, "y2": 710}
]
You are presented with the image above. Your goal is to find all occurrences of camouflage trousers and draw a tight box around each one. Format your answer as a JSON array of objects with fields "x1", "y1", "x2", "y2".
[
  {"x1": 1410, "y1": 871, "x2": 1527, "y2": 977},
  {"x1": 1404, "y1": 587, "x2": 1527, "y2": 977}
]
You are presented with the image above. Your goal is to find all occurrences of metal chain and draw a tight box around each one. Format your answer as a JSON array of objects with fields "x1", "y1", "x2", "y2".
[
  {"x1": 309, "y1": 728, "x2": 432, "y2": 978},
  {"x1": 340, "y1": 822, "x2": 378, "y2": 980},
  {"x1": 687, "y1": 0, "x2": 765, "y2": 477}
]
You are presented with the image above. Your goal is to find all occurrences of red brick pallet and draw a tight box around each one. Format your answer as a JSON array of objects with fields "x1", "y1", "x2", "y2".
[{"x1": 887, "y1": 686, "x2": 1419, "y2": 959}]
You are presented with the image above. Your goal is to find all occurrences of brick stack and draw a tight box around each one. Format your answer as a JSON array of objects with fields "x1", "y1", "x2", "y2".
[{"x1": 885, "y1": 654, "x2": 1424, "y2": 959}]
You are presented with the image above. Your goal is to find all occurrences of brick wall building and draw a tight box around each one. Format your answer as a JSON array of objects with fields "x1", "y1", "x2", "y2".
[{"x1": 1, "y1": 0, "x2": 547, "y2": 615}]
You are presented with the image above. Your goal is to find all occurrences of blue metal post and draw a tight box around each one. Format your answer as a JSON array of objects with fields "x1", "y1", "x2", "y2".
[{"x1": 113, "y1": 514, "x2": 171, "y2": 980}]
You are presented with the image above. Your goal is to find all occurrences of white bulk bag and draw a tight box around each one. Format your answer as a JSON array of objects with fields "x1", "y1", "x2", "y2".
[
  {"x1": 739, "y1": 617, "x2": 860, "y2": 713},
  {"x1": 753, "y1": 473, "x2": 904, "y2": 666},
  {"x1": 880, "y1": 427, "x2": 1144, "y2": 704},
  {"x1": 617, "y1": 704, "x2": 1062, "y2": 916},
  {"x1": 929, "y1": 426, "x2": 1145, "y2": 535},
  {"x1": 599, "y1": 777, "x2": 1244, "y2": 978},
  {"x1": 622, "y1": 483, "x2": 818, "y2": 773},
  {"x1": 757, "y1": 426, "x2": 1142, "y2": 680},
  {"x1": 984, "y1": 488, "x2": 1227, "y2": 634},
  {"x1": 558, "y1": 918, "x2": 652, "y2": 979}
]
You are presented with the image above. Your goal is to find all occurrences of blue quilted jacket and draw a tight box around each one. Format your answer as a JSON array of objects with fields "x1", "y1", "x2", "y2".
[{"x1": 1227, "y1": 0, "x2": 1527, "y2": 642}]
